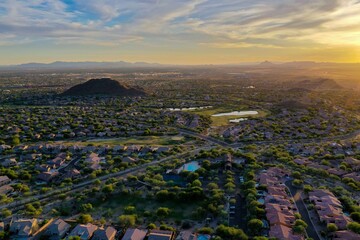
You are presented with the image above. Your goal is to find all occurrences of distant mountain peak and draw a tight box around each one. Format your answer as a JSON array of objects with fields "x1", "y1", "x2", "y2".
[{"x1": 259, "y1": 60, "x2": 274, "y2": 66}]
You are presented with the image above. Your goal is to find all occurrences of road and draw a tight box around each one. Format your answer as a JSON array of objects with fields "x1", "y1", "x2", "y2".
[
  {"x1": 0, "y1": 146, "x2": 213, "y2": 211},
  {"x1": 179, "y1": 129, "x2": 230, "y2": 147},
  {"x1": 285, "y1": 180, "x2": 321, "y2": 240}
]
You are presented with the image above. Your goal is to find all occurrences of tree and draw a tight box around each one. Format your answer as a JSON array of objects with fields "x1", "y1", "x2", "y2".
[
  {"x1": 293, "y1": 219, "x2": 307, "y2": 234},
  {"x1": 147, "y1": 223, "x2": 157, "y2": 229},
  {"x1": 156, "y1": 207, "x2": 170, "y2": 218},
  {"x1": 202, "y1": 160, "x2": 211, "y2": 170},
  {"x1": 303, "y1": 185, "x2": 313, "y2": 194},
  {"x1": 94, "y1": 179, "x2": 101, "y2": 185},
  {"x1": 207, "y1": 182, "x2": 219, "y2": 190},
  {"x1": 248, "y1": 219, "x2": 263, "y2": 235},
  {"x1": 102, "y1": 184, "x2": 114, "y2": 195},
  {"x1": 327, "y1": 223, "x2": 338, "y2": 232},
  {"x1": 80, "y1": 203, "x2": 93, "y2": 213},
  {"x1": 11, "y1": 135, "x2": 20, "y2": 146},
  {"x1": 78, "y1": 214, "x2": 92, "y2": 224},
  {"x1": 118, "y1": 215, "x2": 136, "y2": 227},
  {"x1": 156, "y1": 190, "x2": 170, "y2": 202},
  {"x1": 124, "y1": 205, "x2": 136, "y2": 214},
  {"x1": 197, "y1": 227, "x2": 214, "y2": 234},
  {"x1": 69, "y1": 237, "x2": 81, "y2": 240},
  {"x1": 292, "y1": 179, "x2": 303, "y2": 187},
  {"x1": 192, "y1": 179, "x2": 202, "y2": 187},
  {"x1": 216, "y1": 224, "x2": 248, "y2": 240},
  {"x1": 347, "y1": 222, "x2": 360, "y2": 234},
  {"x1": 350, "y1": 212, "x2": 360, "y2": 222},
  {"x1": 1, "y1": 208, "x2": 12, "y2": 218}
]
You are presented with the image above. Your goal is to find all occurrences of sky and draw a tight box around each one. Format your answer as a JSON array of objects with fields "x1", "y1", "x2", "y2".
[{"x1": 0, "y1": 0, "x2": 360, "y2": 65}]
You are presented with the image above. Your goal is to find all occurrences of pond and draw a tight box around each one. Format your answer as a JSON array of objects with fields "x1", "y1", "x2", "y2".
[
  {"x1": 178, "y1": 161, "x2": 200, "y2": 173},
  {"x1": 212, "y1": 110, "x2": 258, "y2": 117},
  {"x1": 229, "y1": 118, "x2": 248, "y2": 123}
]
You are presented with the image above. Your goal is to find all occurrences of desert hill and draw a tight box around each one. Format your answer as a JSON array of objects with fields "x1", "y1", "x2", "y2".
[{"x1": 61, "y1": 78, "x2": 146, "y2": 96}]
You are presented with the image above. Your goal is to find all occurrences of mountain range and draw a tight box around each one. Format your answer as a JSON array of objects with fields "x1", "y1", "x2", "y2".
[{"x1": 1, "y1": 60, "x2": 359, "y2": 70}]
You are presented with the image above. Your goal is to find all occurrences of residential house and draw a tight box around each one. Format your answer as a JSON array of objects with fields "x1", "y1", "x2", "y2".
[
  {"x1": 84, "y1": 153, "x2": 102, "y2": 171},
  {"x1": 67, "y1": 223, "x2": 98, "y2": 240},
  {"x1": 43, "y1": 219, "x2": 71, "y2": 240},
  {"x1": 1, "y1": 158, "x2": 18, "y2": 167},
  {"x1": 37, "y1": 171, "x2": 59, "y2": 183},
  {"x1": 122, "y1": 228, "x2": 147, "y2": 240},
  {"x1": 342, "y1": 157, "x2": 360, "y2": 171},
  {"x1": 0, "y1": 185, "x2": 14, "y2": 195},
  {"x1": 0, "y1": 175, "x2": 11, "y2": 186},
  {"x1": 327, "y1": 168, "x2": 347, "y2": 177},
  {"x1": 63, "y1": 169, "x2": 81, "y2": 180},
  {"x1": 343, "y1": 172, "x2": 360, "y2": 183},
  {"x1": 113, "y1": 145, "x2": 126, "y2": 152},
  {"x1": 92, "y1": 226, "x2": 117, "y2": 240},
  {"x1": 309, "y1": 189, "x2": 351, "y2": 229},
  {"x1": 0, "y1": 144, "x2": 11, "y2": 152},
  {"x1": 47, "y1": 153, "x2": 68, "y2": 168},
  {"x1": 333, "y1": 230, "x2": 360, "y2": 240},
  {"x1": 148, "y1": 230, "x2": 175, "y2": 240},
  {"x1": 269, "y1": 224, "x2": 304, "y2": 240},
  {"x1": 156, "y1": 147, "x2": 170, "y2": 154},
  {"x1": 10, "y1": 218, "x2": 39, "y2": 240},
  {"x1": 122, "y1": 156, "x2": 137, "y2": 163}
]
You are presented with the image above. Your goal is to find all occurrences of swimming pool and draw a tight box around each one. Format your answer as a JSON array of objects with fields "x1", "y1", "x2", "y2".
[
  {"x1": 179, "y1": 161, "x2": 200, "y2": 172},
  {"x1": 197, "y1": 235, "x2": 211, "y2": 240}
]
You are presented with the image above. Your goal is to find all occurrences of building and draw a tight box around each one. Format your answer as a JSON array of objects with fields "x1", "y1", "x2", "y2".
[
  {"x1": 67, "y1": 223, "x2": 98, "y2": 240},
  {"x1": 122, "y1": 228, "x2": 147, "y2": 240},
  {"x1": 92, "y1": 226, "x2": 117, "y2": 240},
  {"x1": 47, "y1": 153, "x2": 68, "y2": 168},
  {"x1": 84, "y1": 153, "x2": 102, "y2": 170},
  {"x1": 10, "y1": 218, "x2": 39, "y2": 240},
  {"x1": 0, "y1": 184, "x2": 14, "y2": 195},
  {"x1": 148, "y1": 230, "x2": 175, "y2": 240},
  {"x1": 0, "y1": 175, "x2": 11, "y2": 186},
  {"x1": 309, "y1": 189, "x2": 351, "y2": 229},
  {"x1": 1, "y1": 158, "x2": 17, "y2": 167},
  {"x1": 333, "y1": 230, "x2": 360, "y2": 240},
  {"x1": 0, "y1": 222, "x2": 4, "y2": 232},
  {"x1": 43, "y1": 219, "x2": 71, "y2": 240},
  {"x1": 37, "y1": 171, "x2": 59, "y2": 183}
]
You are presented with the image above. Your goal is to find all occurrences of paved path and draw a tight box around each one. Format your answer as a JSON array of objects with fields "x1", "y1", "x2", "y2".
[{"x1": 285, "y1": 181, "x2": 321, "y2": 240}]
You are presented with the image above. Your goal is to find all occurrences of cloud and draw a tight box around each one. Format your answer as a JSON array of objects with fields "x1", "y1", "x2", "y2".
[{"x1": 0, "y1": 0, "x2": 360, "y2": 59}]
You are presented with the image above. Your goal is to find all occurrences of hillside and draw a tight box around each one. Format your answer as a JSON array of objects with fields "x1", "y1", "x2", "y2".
[{"x1": 61, "y1": 78, "x2": 146, "y2": 96}]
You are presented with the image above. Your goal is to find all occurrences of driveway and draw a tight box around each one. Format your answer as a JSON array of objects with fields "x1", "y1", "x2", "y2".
[{"x1": 285, "y1": 181, "x2": 321, "y2": 240}]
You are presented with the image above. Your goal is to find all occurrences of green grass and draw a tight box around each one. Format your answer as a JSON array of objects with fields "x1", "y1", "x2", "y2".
[{"x1": 192, "y1": 106, "x2": 269, "y2": 127}]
